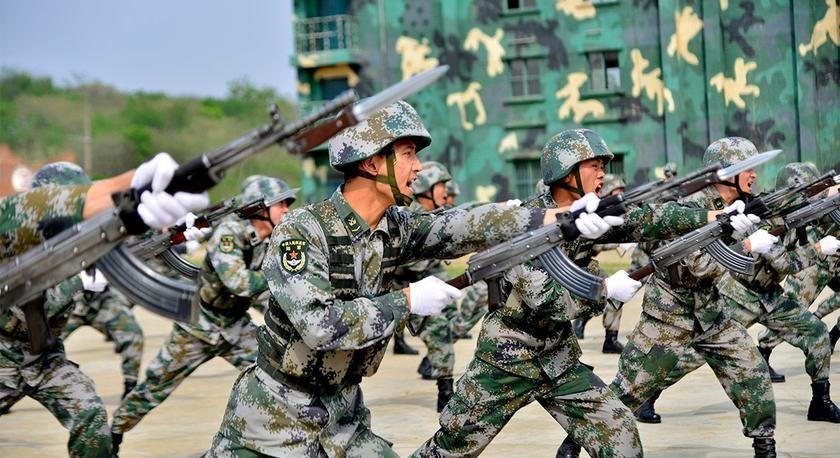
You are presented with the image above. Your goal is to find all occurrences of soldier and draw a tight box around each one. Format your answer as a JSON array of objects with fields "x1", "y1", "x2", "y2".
[
  {"x1": 559, "y1": 137, "x2": 780, "y2": 458},
  {"x1": 574, "y1": 173, "x2": 629, "y2": 353},
  {"x1": 30, "y1": 163, "x2": 150, "y2": 398},
  {"x1": 415, "y1": 129, "x2": 734, "y2": 458},
  {"x1": 445, "y1": 180, "x2": 460, "y2": 206},
  {"x1": 0, "y1": 156, "x2": 207, "y2": 458},
  {"x1": 396, "y1": 161, "x2": 460, "y2": 411},
  {"x1": 642, "y1": 162, "x2": 840, "y2": 424},
  {"x1": 110, "y1": 175, "x2": 296, "y2": 455},
  {"x1": 204, "y1": 101, "x2": 605, "y2": 457}
]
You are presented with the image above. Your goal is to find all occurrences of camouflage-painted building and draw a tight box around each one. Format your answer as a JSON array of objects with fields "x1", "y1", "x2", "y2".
[{"x1": 291, "y1": 0, "x2": 839, "y2": 202}]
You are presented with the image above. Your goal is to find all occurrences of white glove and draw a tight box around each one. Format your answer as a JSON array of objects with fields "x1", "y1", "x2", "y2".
[
  {"x1": 185, "y1": 240, "x2": 202, "y2": 254},
  {"x1": 183, "y1": 212, "x2": 211, "y2": 242},
  {"x1": 746, "y1": 229, "x2": 779, "y2": 254},
  {"x1": 131, "y1": 152, "x2": 178, "y2": 192},
  {"x1": 570, "y1": 193, "x2": 624, "y2": 240},
  {"x1": 818, "y1": 235, "x2": 840, "y2": 256},
  {"x1": 723, "y1": 200, "x2": 760, "y2": 234},
  {"x1": 604, "y1": 270, "x2": 642, "y2": 302},
  {"x1": 617, "y1": 242, "x2": 636, "y2": 257},
  {"x1": 137, "y1": 191, "x2": 209, "y2": 229},
  {"x1": 79, "y1": 269, "x2": 108, "y2": 292},
  {"x1": 505, "y1": 199, "x2": 522, "y2": 207},
  {"x1": 409, "y1": 276, "x2": 462, "y2": 316}
]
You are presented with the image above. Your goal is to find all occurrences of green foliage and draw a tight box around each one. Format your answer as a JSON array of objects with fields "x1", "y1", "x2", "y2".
[{"x1": 0, "y1": 69, "x2": 299, "y2": 186}]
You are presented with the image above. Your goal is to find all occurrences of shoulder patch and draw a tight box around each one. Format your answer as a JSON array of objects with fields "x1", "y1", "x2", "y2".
[
  {"x1": 279, "y1": 239, "x2": 308, "y2": 274},
  {"x1": 220, "y1": 235, "x2": 235, "y2": 253}
]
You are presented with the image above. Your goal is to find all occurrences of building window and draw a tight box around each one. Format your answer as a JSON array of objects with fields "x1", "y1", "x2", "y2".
[
  {"x1": 507, "y1": 0, "x2": 536, "y2": 10},
  {"x1": 509, "y1": 58, "x2": 541, "y2": 97},
  {"x1": 588, "y1": 51, "x2": 621, "y2": 91},
  {"x1": 607, "y1": 154, "x2": 624, "y2": 177},
  {"x1": 514, "y1": 159, "x2": 541, "y2": 199},
  {"x1": 320, "y1": 77, "x2": 349, "y2": 100}
]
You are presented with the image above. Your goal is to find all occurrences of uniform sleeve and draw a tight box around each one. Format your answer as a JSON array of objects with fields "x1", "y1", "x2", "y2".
[
  {"x1": 761, "y1": 227, "x2": 821, "y2": 275},
  {"x1": 399, "y1": 203, "x2": 544, "y2": 263},
  {"x1": 207, "y1": 221, "x2": 267, "y2": 297},
  {"x1": 264, "y1": 215, "x2": 409, "y2": 351},
  {"x1": 601, "y1": 201, "x2": 708, "y2": 243}
]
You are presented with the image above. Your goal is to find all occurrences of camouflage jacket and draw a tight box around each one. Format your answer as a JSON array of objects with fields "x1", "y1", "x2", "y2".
[
  {"x1": 720, "y1": 220, "x2": 833, "y2": 313},
  {"x1": 644, "y1": 186, "x2": 746, "y2": 331},
  {"x1": 187, "y1": 215, "x2": 267, "y2": 344},
  {"x1": 476, "y1": 190, "x2": 708, "y2": 380},
  {"x1": 782, "y1": 221, "x2": 840, "y2": 306},
  {"x1": 257, "y1": 187, "x2": 543, "y2": 391}
]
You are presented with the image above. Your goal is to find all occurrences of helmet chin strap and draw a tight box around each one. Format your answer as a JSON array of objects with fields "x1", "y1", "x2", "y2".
[
  {"x1": 719, "y1": 172, "x2": 751, "y2": 202},
  {"x1": 353, "y1": 149, "x2": 413, "y2": 206},
  {"x1": 556, "y1": 166, "x2": 586, "y2": 198}
]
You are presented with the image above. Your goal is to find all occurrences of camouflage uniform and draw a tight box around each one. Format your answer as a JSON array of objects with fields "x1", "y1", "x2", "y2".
[
  {"x1": 61, "y1": 285, "x2": 144, "y2": 390},
  {"x1": 452, "y1": 281, "x2": 488, "y2": 337},
  {"x1": 111, "y1": 214, "x2": 266, "y2": 435},
  {"x1": 609, "y1": 139, "x2": 777, "y2": 446},
  {"x1": 415, "y1": 185, "x2": 708, "y2": 458},
  {"x1": 0, "y1": 183, "x2": 112, "y2": 457},
  {"x1": 207, "y1": 101, "x2": 548, "y2": 457},
  {"x1": 416, "y1": 130, "x2": 711, "y2": 458}
]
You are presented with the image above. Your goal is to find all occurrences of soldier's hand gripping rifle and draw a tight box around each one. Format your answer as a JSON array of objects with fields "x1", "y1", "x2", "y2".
[
  {"x1": 627, "y1": 171, "x2": 839, "y2": 282},
  {"x1": 444, "y1": 150, "x2": 780, "y2": 312},
  {"x1": 0, "y1": 66, "x2": 450, "y2": 349},
  {"x1": 698, "y1": 170, "x2": 838, "y2": 274}
]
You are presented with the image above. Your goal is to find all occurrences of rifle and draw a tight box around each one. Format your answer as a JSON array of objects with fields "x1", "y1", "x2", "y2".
[
  {"x1": 628, "y1": 172, "x2": 840, "y2": 282},
  {"x1": 444, "y1": 150, "x2": 780, "y2": 311},
  {"x1": 0, "y1": 66, "x2": 449, "y2": 350}
]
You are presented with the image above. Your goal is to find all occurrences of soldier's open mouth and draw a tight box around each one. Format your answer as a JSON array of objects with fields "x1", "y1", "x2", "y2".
[{"x1": 595, "y1": 183, "x2": 603, "y2": 196}]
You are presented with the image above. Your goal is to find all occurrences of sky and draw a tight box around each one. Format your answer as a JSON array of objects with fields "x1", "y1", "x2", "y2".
[{"x1": 0, "y1": 0, "x2": 298, "y2": 99}]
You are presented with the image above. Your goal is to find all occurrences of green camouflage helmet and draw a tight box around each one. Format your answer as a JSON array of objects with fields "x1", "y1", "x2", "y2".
[
  {"x1": 445, "y1": 180, "x2": 460, "y2": 197},
  {"x1": 240, "y1": 175, "x2": 298, "y2": 206},
  {"x1": 328, "y1": 100, "x2": 432, "y2": 168},
  {"x1": 541, "y1": 129, "x2": 614, "y2": 186},
  {"x1": 602, "y1": 174, "x2": 626, "y2": 196},
  {"x1": 775, "y1": 162, "x2": 820, "y2": 189},
  {"x1": 702, "y1": 137, "x2": 758, "y2": 167},
  {"x1": 411, "y1": 161, "x2": 452, "y2": 195},
  {"x1": 31, "y1": 161, "x2": 91, "y2": 188}
]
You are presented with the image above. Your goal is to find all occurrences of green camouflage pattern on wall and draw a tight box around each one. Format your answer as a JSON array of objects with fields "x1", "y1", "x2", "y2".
[{"x1": 292, "y1": 0, "x2": 839, "y2": 202}]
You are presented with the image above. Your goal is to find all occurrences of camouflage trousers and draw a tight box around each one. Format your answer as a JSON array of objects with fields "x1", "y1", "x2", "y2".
[
  {"x1": 62, "y1": 288, "x2": 144, "y2": 384},
  {"x1": 0, "y1": 344, "x2": 110, "y2": 457},
  {"x1": 452, "y1": 282, "x2": 488, "y2": 337},
  {"x1": 412, "y1": 358, "x2": 641, "y2": 457},
  {"x1": 611, "y1": 311, "x2": 775, "y2": 438},
  {"x1": 111, "y1": 321, "x2": 258, "y2": 434},
  {"x1": 206, "y1": 365, "x2": 398, "y2": 458},
  {"x1": 667, "y1": 294, "x2": 831, "y2": 384},
  {"x1": 759, "y1": 290, "x2": 840, "y2": 350},
  {"x1": 417, "y1": 313, "x2": 455, "y2": 379}
]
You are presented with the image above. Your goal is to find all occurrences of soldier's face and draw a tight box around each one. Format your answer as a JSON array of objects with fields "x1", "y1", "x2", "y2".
[
  {"x1": 738, "y1": 169, "x2": 757, "y2": 193},
  {"x1": 431, "y1": 182, "x2": 449, "y2": 208},
  {"x1": 268, "y1": 201, "x2": 290, "y2": 225},
  {"x1": 571, "y1": 159, "x2": 606, "y2": 196},
  {"x1": 373, "y1": 138, "x2": 422, "y2": 202},
  {"x1": 445, "y1": 193, "x2": 456, "y2": 206}
]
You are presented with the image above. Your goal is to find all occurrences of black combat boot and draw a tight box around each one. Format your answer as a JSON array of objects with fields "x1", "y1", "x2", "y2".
[
  {"x1": 111, "y1": 432, "x2": 123, "y2": 457},
  {"x1": 807, "y1": 380, "x2": 840, "y2": 423},
  {"x1": 418, "y1": 356, "x2": 433, "y2": 380},
  {"x1": 556, "y1": 437, "x2": 581, "y2": 458},
  {"x1": 393, "y1": 333, "x2": 419, "y2": 355},
  {"x1": 572, "y1": 317, "x2": 588, "y2": 339},
  {"x1": 758, "y1": 346, "x2": 785, "y2": 383},
  {"x1": 602, "y1": 330, "x2": 624, "y2": 354},
  {"x1": 751, "y1": 437, "x2": 776, "y2": 458},
  {"x1": 635, "y1": 390, "x2": 662, "y2": 423},
  {"x1": 829, "y1": 325, "x2": 840, "y2": 353},
  {"x1": 122, "y1": 380, "x2": 137, "y2": 399},
  {"x1": 436, "y1": 377, "x2": 454, "y2": 412}
]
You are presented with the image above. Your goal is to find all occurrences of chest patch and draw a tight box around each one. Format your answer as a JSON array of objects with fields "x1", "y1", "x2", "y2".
[
  {"x1": 219, "y1": 235, "x2": 235, "y2": 253},
  {"x1": 280, "y1": 239, "x2": 308, "y2": 274}
]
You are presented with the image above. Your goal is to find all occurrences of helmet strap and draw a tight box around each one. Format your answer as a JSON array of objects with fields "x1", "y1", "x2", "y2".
[
  {"x1": 556, "y1": 166, "x2": 586, "y2": 198},
  {"x1": 719, "y1": 173, "x2": 750, "y2": 202},
  {"x1": 350, "y1": 149, "x2": 412, "y2": 206}
]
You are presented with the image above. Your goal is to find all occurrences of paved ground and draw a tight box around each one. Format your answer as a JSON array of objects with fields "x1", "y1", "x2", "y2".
[{"x1": 1, "y1": 284, "x2": 838, "y2": 457}]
